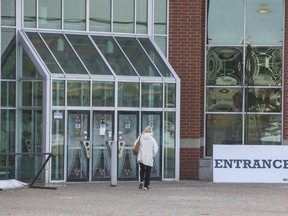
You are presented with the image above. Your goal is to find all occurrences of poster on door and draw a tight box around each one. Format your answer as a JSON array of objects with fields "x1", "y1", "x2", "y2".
[{"x1": 213, "y1": 145, "x2": 288, "y2": 183}]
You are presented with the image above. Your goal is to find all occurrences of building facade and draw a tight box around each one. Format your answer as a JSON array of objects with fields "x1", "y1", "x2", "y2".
[{"x1": 0, "y1": 0, "x2": 286, "y2": 183}]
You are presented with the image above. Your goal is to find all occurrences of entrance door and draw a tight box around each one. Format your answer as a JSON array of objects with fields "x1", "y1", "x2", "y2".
[
  {"x1": 118, "y1": 112, "x2": 139, "y2": 180},
  {"x1": 67, "y1": 111, "x2": 90, "y2": 181},
  {"x1": 142, "y1": 112, "x2": 162, "y2": 179}
]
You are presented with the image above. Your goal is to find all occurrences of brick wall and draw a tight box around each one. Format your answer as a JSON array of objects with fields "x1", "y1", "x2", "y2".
[{"x1": 169, "y1": 0, "x2": 205, "y2": 179}]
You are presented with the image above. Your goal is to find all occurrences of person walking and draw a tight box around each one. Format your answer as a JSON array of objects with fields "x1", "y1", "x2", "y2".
[{"x1": 134, "y1": 126, "x2": 159, "y2": 190}]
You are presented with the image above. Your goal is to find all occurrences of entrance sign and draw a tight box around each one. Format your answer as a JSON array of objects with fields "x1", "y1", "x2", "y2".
[{"x1": 213, "y1": 145, "x2": 288, "y2": 183}]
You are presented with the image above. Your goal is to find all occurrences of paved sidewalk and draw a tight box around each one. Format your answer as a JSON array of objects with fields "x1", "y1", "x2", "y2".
[{"x1": 1, "y1": 181, "x2": 288, "y2": 216}]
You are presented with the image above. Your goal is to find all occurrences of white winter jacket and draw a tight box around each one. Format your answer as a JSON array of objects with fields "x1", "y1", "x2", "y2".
[{"x1": 134, "y1": 132, "x2": 159, "y2": 167}]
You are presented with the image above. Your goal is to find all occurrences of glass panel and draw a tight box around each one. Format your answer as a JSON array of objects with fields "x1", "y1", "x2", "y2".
[
  {"x1": 154, "y1": 0, "x2": 167, "y2": 34},
  {"x1": 113, "y1": 0, "x2": 134, "y2": 33},
  {"x1": 39, "y1": 0, "x2": 61, "y2": 29},
  {"x1": 246, "y1": 0, "x2": 283, "y2": 45},
  {"x1": 1, "y1": 0, "x2": 16, "y2": 26},
  {"x1": 25, "y1": 32, "x2": 63, "y2": 74},
  {"x1": 1, "y1": 81, "x2": 16, "y2": 107},
  {"x1": 246, "y1": 46, "x2": 282, "y2": 86},
  {"x1": 24, "y1": 0, "x2": 36, "y2": 28},
  {"x1": 165, "y1": 83, "x2": 176, "y2": 108},
  {"x1": 51, "y1": 110, "x2": 65, "y2": 180},
  {"x1": 90, "y1": 0, "x2": 111, "y2": 32},
  {"x1": 207, "y1": 0, "x2": 244, "y2": 45},
  {"x1": 207, "y1": 47, "x2": 243, "y2": 86},
  {"x1": 92, "y1": 81, "x2": 114, "y2": 107},
  {"x1": 154, "y1": 36, "x2": 167, "y2": 56},
  {"x1": 141, "y1": 83, "x2": 163, "y2": 108},
  {"x1": 1, "y1": 28, "x2": 16, "y2": 79},
  {"x1": 118, "y1": 113, "x2": 138, "y2": 179},
  {"x1": 92, "y1": 36, "x2": 136, "y2": 76},
  {"x1": 245, "y1": 114, "x2": 281, "y2": 145},
  {"x1": 20, "y1": 81, "x2": 43, "y2": 107},
  {"x1": 116, "y1": 37, "x2": 160, "y2": 76},
  {"x1": 52, "y1": 80, "x2": 65, "y2": 106},
  {"x1": 18, "y1": 110, "x2": 42, "y2": 180},
  {"x1": 139, "y1": 38, "x2": 172, "y2": 77},
  {"x1": 41, "y1": 33, "x2": 87, "y2": 74},
  {"x1": 118, "y1": 82, "x2": 139, "y2": 107},
  {"x1": 206, "y1": 114, "x2": 242, "y2": 156},
  {"x1": 246, "y1": 88, "x2": 281, "y2": 112},
  {"x1": 66, "y1": 34, "x2": 112, "y2": 75},
  {"x1": 64, "y1": 0, "x2": 86, "y2": 31},
  {"x1": 164, "y1": 112, "x2": 175, "y2": 178},
  {"x1": 136, "y1": 0, "x2": 148, "y2": 34},
  {"x1": 67, "y1": 81, "x2": 90, "y2": 106},
  {"x1": 206, "y1": 87, "x2": 242, "y2": 112},
  {"x1": 67, "y1": 112, "x2": 89, "y2": 181},
  {"x1": 20, "y1": 48, "x2": 42, "y2": 78},
  {"x1": 142, "y1": 113, "x2": 161, "y2": 178},
  {"x1": 0, "y1": 110, "x2": 15, "y2": 179},
  {"x1": 92, "y1": 112, "x2": 113, "y2": 180}
]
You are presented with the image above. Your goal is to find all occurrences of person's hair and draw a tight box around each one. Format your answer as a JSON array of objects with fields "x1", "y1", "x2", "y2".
[{"x1": 143, "y1": 126, "x2": 153, "y2": 133}]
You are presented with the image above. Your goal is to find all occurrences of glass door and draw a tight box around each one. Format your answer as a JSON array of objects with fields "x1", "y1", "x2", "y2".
[
  {"x1": 118, "y1": 112, "x2": 139, "y2": 180},
  {"x1": 67, "y1": 111, "x2": 90, "y2": 181},
  {"x1": 92, "y1": 111, "x2": 114, "y2": 180},
  {"x1": 142, "y1": 112, "x2": 162, "y2": 179}
]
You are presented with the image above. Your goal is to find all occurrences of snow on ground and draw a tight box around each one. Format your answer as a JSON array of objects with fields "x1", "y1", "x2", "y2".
[{"x1": 0, "y1": 179, "x2": 28, "y2": 190}]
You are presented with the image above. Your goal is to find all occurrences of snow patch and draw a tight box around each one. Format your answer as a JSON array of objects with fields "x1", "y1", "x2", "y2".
[{"x1": 0, "y1": 179, "x2": 28, "y2": 190}]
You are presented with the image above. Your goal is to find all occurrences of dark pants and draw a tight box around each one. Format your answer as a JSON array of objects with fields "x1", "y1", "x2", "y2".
[{"x1": 139, "y1": 163, "x2": 152, "y2": 188}]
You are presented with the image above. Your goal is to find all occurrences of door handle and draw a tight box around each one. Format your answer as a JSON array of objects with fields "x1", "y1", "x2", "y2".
[
  {"x1": 82, "y1": 141, "x2": 91, "y2": 159},
  {"x1": 118, "y1": 141, "x2": 126, "y2": 158}
]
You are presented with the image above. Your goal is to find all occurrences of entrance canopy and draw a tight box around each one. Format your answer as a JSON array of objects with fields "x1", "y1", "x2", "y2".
[{"x1": 19, "y1": 31, "x2": 178, "y2": 83}]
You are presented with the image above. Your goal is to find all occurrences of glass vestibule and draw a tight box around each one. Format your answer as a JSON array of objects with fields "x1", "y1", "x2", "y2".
[{"x1": 205, "y1": 0, "x2": 284, "y2": 156}]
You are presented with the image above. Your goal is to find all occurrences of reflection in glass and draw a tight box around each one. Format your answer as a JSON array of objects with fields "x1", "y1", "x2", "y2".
[
  {"x1": 52, "y1": 80, "x2": 65, "y2": 106},
  {"x1": 39, "y1": 0, "x2": 61, "y2": 29},
  {"x1": 113, "y1": 0, "x2": 134, "y2": 33},
  {"x1": 67, "y1": 81, "x2": 90, "y2": 106},
  {"x1": 25, "y1": 32, "x2": 63, "y2": 74},
  {"x1": 245, "y1": 114, "x2": 281, "y2": 145},
  {"x1": 1, "y1": 81, "x2": 16, "y2": 107},
  {"x1": 21, "y1": 81, "x2": 43, "y2": 107},
  {"x1": 41, "y1": 33, "x2": 87, "y2": 74},
  {"x1": 1, "y1": 0, "x2": 16, "y2": 26},
  {"x1": 165, "y1": 83, "x2": 176, "y2": 108},
  {"x1": 246, "y1": 47, "x2": 282, "y2": 86},
  {"x1": 207, "y1": 47, "x2": 243, "y2": 86},
  {"x1": 116, "y1": 37, "x2": 160, "y2": 76},
  {"x1": 164, "y1": 112, "x2": 175, "y2": 178},
  {"x1": 206, "y1": 114, "x2": 242, "y2": 156},
  {"x1": 64, "y1": 0, "x2": 86, "y2": 30},
  {"x1": 246, "y1": 88, "x2": 281, "y2": 112},
  {"x1": 1, "y1": 28, "x2": 16, "y2": 79},
  {"x1": 141, "y1": 83, "x2": 163, "y2": 108},
  {"x1": 118, "y1": 82, "x2": 139, "y2": 107},
  {"x1": 154, "y1": 36, "x2": 167, "y2": 57},
  {"x1": 51, "y1": 110, "x2": 65, "y2": 180},
  {"x1": 90, "y1": 0, "x2": 111, "y2": 32},
  {"x1": 136, "y1": 0, "x2": 148, "y2": 34},
  {"x1": 92, "y1": 82, "x2": 114, "y2": 107},
  {"x1": 24, "y1": 0, "x2": 36, "y2": 28},
  {"x1": 154, "y1": 0, "x2": 167, "y2": 34},
  {"x1": 0, "y1": 110, "x2": 16, "y2": 179},
  {"x1": 206, "y1": 87, "x2": 242, "y2": 112},
  {"x1": 92, "y1": 36, "x2": 136, "y2": 76},
  {"x1": 246, "y1": 0, "x2": 283, "y2": 45},
  {"x1": 92, "y1": 112, "x2": 113, "y2": 180},
  {"x1": 207, "y1": 0, "x2": 244, "y2": 45},
  {"x1": 138, "y1": 38, "x2": 173, "y2": 77},
  {"x1": 21, "y1": 49, "x2": 42, "y2": 78}
]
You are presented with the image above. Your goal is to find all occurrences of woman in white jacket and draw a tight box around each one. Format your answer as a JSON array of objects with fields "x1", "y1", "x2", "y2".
[{"x1": 134, "y1": 126, "x2": 159, "y2": 190}]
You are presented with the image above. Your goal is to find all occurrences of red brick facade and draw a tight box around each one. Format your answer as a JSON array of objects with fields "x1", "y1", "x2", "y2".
[{"x1": 169, "y1": 0, "x2": 206, "y2": 179}]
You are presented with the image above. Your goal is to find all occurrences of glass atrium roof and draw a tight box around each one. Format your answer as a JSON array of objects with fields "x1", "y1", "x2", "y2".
[{"x1": 19, "y1": 31, "x2": 177, "y2": 81}]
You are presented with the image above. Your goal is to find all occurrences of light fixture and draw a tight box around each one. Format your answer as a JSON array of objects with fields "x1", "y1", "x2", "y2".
[{"x1": 257, "y1": 3, "x2": 272, "y2": 14}]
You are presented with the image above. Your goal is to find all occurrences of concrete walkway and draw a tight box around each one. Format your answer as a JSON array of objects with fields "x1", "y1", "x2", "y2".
[{"x1": 1, "y1": 181, "x2": 288, "y2": 216}]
